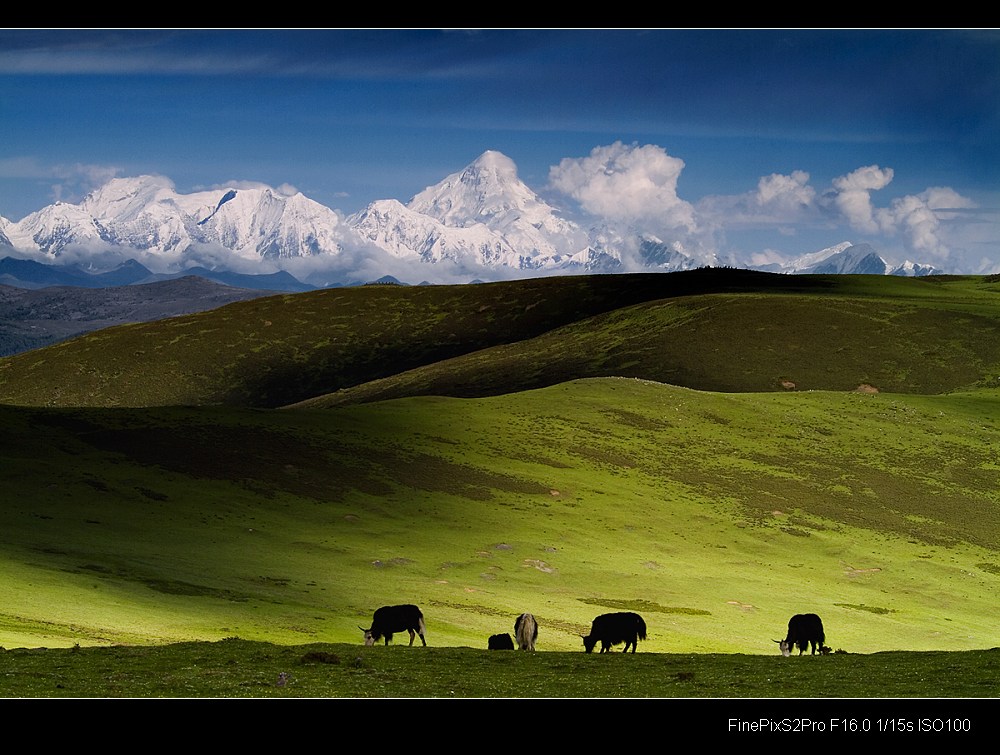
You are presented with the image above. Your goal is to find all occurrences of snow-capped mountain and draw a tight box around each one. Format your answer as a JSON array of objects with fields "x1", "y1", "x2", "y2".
[
  {"x1": 585, "y1": 222, "x2": 719, "y2": 272},
  {"x1": 407, "y1": 150, "x2": 589, "y2": 257},
  {"x1": 3, "y1": 175, "x2": 353, "y2": 263},
  {"x1": 789, "y1": 242, "x2": 889, "y2": 275},
  {"x1": 889, "y1": 260, "x2": 943, "y2": 277},
  {"x1": 6, "y1": 200, "x2": 108, "y2": 255},
  {"x1": 765, "y1": 242, "x2": 943, "y2": 277},
  {"x1": 0, "y1": 151, "x2": 942, "y2": 285},
  {"x1": 349, "y1": 198, "x2": 524, "y2": 267},
  {"x1": 348, "y1": 150, "x2": 599, "y2": 272}
]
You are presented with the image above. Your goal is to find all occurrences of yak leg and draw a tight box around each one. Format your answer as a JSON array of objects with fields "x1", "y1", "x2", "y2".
[{"x1": 407, "y1": 628, "x2": 416, "y2": 646}]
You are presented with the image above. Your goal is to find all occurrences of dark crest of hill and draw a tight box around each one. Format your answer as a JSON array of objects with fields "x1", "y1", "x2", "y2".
[
  {"x1": 7, "y1": 268, "x2": 999, "y2": 410},
  {"x1": 1, "y1": 267, "x2": 832, "y2": 408}
]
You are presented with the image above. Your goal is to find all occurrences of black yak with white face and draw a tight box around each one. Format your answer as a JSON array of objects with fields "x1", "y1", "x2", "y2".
[
  {"x1": 514, "y1": 613, "x2": 538, "y2": 651},
  {"x1": 360, "y1": 604, "x2": 427, "y2": 647},
  {"x1": 776, "y1": 613, "x2": 825, "y2": 656},
  {"x1": 582, "y1": 612, "x2": 647, "y2": 653},
  {"x1": 488, "y1": 633, "x2": 515, "y2": 650}
]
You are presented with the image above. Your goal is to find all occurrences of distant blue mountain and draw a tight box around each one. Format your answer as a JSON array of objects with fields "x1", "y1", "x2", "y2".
[
  {"x1": 0, "y1": 256, "x2": 96, "y2": 288},
  {"x1": 171, "y1": 267, "x2": 315, "y2": 292},
  {"x1": 0, "y1": 255, "x2": 315, "y2": 292},
  {"x1": 0, "y1": 274, "x2": 280, "y2": 357},
  {"x1": 88, "y1": 259, "x2": 156, "y2": 286}
]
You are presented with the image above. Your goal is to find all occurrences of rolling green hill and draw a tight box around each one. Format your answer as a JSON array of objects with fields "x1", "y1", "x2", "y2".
[
  {"x1": 1, "y1": 269, "x2": 998, "y2": 688},
  {"x1": 0, "y1": 269, "x2": 742, "y2": 408},
  {"x1": 294, "y1": 286, "x2": 1000, "y2": 408},
  {"x1": 1, "y1": 270, "x2": 998, "y2": 410},
  {"x1": 1, "y1": 379, "x2": 998, "y2": 657}
]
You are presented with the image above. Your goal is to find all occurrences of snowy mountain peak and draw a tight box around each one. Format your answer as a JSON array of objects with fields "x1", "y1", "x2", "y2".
[
  {"x1": 890, "y1": 260, "x2": 944, "y2": 277},
  {"x1": 79, "y1": 176, "x2": 192, "y2": 223},
  {"x1": 806, "y1": 242, "x2": 888, "y2": 275},
  {"x1": 408, "y1": 150, "x2": 553, "y2": 228},
  {"x1": 469, "y1": 149, "x2": 519, "y2": 177}
]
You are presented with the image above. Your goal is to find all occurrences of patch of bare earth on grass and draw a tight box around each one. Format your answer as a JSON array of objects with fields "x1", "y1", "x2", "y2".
[
  {"x1": 842, "y1": 561, "x2": 882, "y2": 577},
  {"x1": 524, "y1": 559, "x2": 555, "y2": 573},
  {"x1": 370, "y1": 558, "x2": 414, "y2": 568}
]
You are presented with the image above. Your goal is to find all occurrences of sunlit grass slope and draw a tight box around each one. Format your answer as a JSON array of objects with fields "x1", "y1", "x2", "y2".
[{"x1": 2, "y1": 379, "x2": 997, "y2": 655}]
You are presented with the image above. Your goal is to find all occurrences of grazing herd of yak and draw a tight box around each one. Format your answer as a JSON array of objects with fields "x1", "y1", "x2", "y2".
[{"x1": 359, "y1": 605, "x2": 832, "y2": 656}]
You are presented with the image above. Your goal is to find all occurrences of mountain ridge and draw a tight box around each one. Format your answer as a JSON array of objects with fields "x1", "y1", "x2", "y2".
[{"x1": 0, "y1": 152, "x2": 942, "y2": 285}]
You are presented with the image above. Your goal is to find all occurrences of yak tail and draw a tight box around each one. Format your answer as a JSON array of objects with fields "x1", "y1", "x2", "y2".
[{"x1": 637, "y1": 617, "x2": 648, "y2": 641}]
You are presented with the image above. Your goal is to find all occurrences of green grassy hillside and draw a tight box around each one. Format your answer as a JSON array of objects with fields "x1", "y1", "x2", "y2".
[
  {"x1": 1, "y1": 269, "x2": 790, "y2": 408},
  {"x1": 2, "y1": 269, "x2": 999, "y2": 701},
  {"x1": 295, "y1": 287, "x2": 1000, "y2": 407},
  {"x1": 7, "y1": 269, "x2": 997, "y2": 410},
  {"x1": 2, "y1": 379, "x2": 998, "y2": 659}
]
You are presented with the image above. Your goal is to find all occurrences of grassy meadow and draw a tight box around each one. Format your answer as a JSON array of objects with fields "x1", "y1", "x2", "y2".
[
  {"x1": 3, "y1": 639, "x2": 998, "y2": 699},
  {"x1": 1, "y1": 269, "x2": 999, "y2": 699}
]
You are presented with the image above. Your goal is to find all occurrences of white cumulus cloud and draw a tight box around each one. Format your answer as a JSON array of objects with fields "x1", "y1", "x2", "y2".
[
  {"x1": 822, "y1": 167, "x2": 979, "y2": 262},
  {"x1": 873, "y1": 187, "x2": 978, "y2": 260},
  {"x1": 830, "y1": 165, "x2": 895, "y2": 234},
  {"x1": 755, "y1": 170, "x2": 816, "y2": 210},
  {"x1": 548, "y1": 141, "x2": 697, "y2": 233},
  {"x1": 694, "y1": 170, "x2": 820, "y2": 247},
  {"x1": 919, "y1": 186, "x2": 978, "y2": 217}
]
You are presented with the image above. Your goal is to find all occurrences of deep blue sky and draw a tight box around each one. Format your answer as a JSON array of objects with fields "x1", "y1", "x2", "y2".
[{"x1": 1, "y1": 29, "x2": 997, "y2": 272}]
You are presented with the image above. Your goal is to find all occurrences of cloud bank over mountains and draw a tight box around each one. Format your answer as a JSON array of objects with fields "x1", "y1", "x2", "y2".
[{"x1": 0, "y1": 144, "x2": 984, "y2": 286}]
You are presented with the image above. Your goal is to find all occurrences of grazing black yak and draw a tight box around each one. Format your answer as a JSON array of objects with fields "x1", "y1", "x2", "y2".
[
  {"x1": 360, "y1": 604, "x2": 427, "y2": 647},
  {"x1": 488, "y1": 633, "x2": 515, "y2": 650},
  {"x1": 582, "y1": 612, "x2": 647, "y2": 653},
  {"x1": 776, "y1": 613, "x2": 825, "y2": 656}
]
